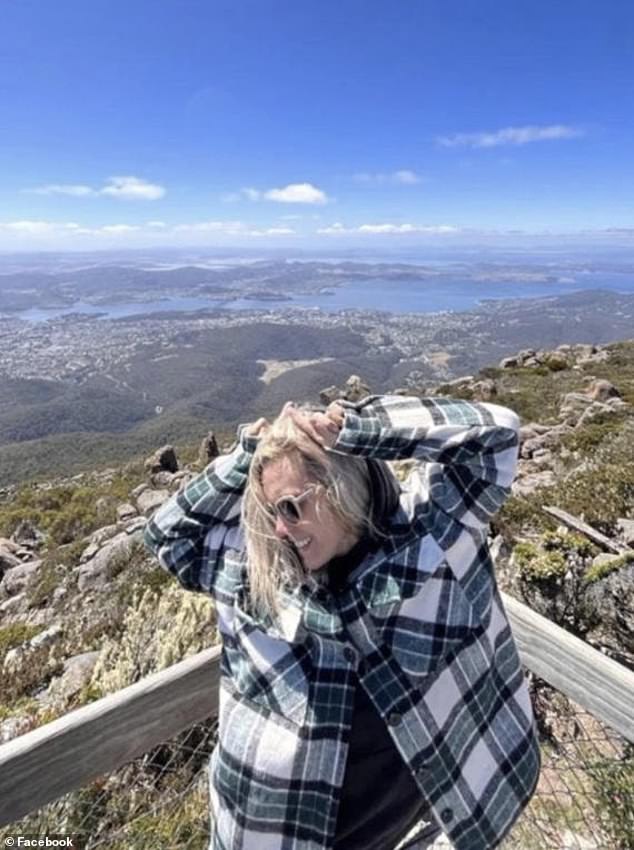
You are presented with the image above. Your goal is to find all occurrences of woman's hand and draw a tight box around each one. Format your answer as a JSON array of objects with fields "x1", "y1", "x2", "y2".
[
  {"x1": 244, "y1": 417, "x2": 270, "y2": 438},
  {"x1": 281, "y1": 401, "x2": 345, "y2": 449}
]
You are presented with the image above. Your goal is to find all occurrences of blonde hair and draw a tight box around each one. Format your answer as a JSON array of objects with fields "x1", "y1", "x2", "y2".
[{"x1": 242, "y1": 410, "x2": 376, "y2": 619}]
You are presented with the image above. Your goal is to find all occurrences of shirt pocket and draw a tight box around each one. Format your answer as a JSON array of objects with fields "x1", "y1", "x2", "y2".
[
  {"x1": 370, "y1": 568, "x2": 477, "y2": 684},
  {"x1": 223, "y1": 603, "x2": 311, "y2": 727}
]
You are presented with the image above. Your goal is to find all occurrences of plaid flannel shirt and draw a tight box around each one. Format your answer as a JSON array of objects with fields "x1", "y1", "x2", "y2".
[{"x1": 145, "y1": 395, "x2": 540, "y2": 850}]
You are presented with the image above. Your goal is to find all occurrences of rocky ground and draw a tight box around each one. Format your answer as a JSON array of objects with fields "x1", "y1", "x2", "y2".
[{"x1": 0, "y1": 339, "x2": 632, "y2": 849}]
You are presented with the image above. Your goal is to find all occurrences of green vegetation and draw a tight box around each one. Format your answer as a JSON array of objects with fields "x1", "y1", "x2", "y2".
[
  {"x1": 497, "y1": 420, "x2": 634, "y2": 542},
  {"x1": 589, "y1": 746, "x2": 634, "y2": 850},
  {"x1": 111, "y1": 793, "x2": 208, "y2": 850},
  {"x1": 513, "y1": 541, "x2": 567, "y2": 580},
  {"x1": 0, "y1": 469, "x2": 146, "y2": 543},
  {"x1": 0, "y1": 320, "x2": 379, "y2": 487},
  {"x1": 549, "y1": 454, "x2": 634, "y2": 537},
  {"x1": 584, "y1": 550, "x2": 634, "y2": 584},
  {"x1": 1, "y1": 640, "x2": 63, "y2": 707},
  {"x1": 116, "y1": 561, "x2": 172, "y2": 608},
  {"x1": 0, "y1": 623, "x2": 43, "y2": 666},
  {"x1": 561, "y1": 408, "x2": 630, "y2": 453}
]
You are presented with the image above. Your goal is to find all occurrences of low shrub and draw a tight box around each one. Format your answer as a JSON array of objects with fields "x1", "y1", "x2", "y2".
[
  {"x1": 513, "y1": 541, "x2": 568, "y2": 581},
  {"x1": 0, "y1": 623, "x2": 43, "y2": 666},
  {"x1": 584, "y1": 550, "x2": 634, "y2": 584},
  {"x1": 589, "y1": 745, "x2": 634, "y2": 850}
]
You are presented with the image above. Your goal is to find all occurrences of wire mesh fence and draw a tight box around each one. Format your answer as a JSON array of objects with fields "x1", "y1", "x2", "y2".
[{"x1": 1, "y1": 678, "x2": 632, "y2": 850}]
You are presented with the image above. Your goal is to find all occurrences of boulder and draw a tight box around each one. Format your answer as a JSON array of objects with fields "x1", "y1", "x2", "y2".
[
  {"x1": 585, "y1": 563, "x2": 634, "y2": 664},
  {"x1": 77, "y1": 530, "x2": 142, "y2": 592},
  {"x1": 0, "y1": 546, "x2": 22, "y2": 574},
  {"x1": 344, "y1": 375, "x2": 371, "y2": 402},
  {"x1": 30, "y1": 623, "x2": 63, "y2": 650},
  {"x1": 512, "y1": 470, "x2": 557, "y2": 497},
  {"x1": 531, "y1": 449, "x2": 553, "y2": 468},
  {"x1": 3, "y1": 645, "x2": 25, "y2": 672},
  {"x1": 116, "y1": 502, "x2": 137, "y2": 521},
  {"x1": 45, "y1": 650, "x2": 100, "y2": 705},
  {"x1": 520, "y1": 427, "x2": 565, "y2": 459},
  {"x1": 577, "y1": 349, "x2": 610, "y2": 367},
  {"x1": 519, "y1": 425, "x2": 540, "y2": 443},
  {"x1": 131, "y1": 483, "x2": 149, "y2": 500},
  {"x1": 586, "y1": 379, "x2": 621, "y2": 402},
  {"x1": 572, "y1": 343, "x2": 597, "y2": 358},
  {"x1": 145, "y1": 445, "x2": 178, "y2": 474},
  {"x1": 544, "y1": 351, "x2": 569, "y2": 371},
  {"x1": 169, "y1": 471, "x2": 193, "y2": 493},
  {"x1": 559, "y1": 392, "x2": 593, "y2": 423},
  {"x1": 80, "y1": 524, "x2": 120, "y2": 563},
  {"x1": 319, "y1": 385, "x2": 340, "y2": 405},
  {"x1": 10, "y1": 519, "x2": 45, "y2": 549},
  {"x1": 122, "y1": 516, "x2": 147, "y2": 535},
  {"x1": 198, "y1": 431, "x2": 220, "y2": 466},
  {"x1": 0, "y1": 592, "x2": 27, "y2": 617},
  {"x1": 151, "y1": 470, "x2": 175, "y2": 488},
  {"x1": 499, "y1": 356, "x2": 518, "y2": 369},
  {"x1": 2, "y1": 560, "x2": 43, "y2": 596},
  {"x1": 517, "y1": 348, "x2": 537, "y2": 365},
  {"x1": 470, "y1": 379, "x2": 497, "y2": 401},
  {"x1": 136, "y1": 489, "x2": 169, "y2": 516}
]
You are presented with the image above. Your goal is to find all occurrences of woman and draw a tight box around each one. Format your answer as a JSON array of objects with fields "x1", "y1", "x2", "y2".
[{"x1": 145, "y1": 394, "x2": 540, "y2": 850}]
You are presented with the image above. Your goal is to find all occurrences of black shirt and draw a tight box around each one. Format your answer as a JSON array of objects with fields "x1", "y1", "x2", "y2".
[{"x1": 326, "y1": 539, "x2": 430, "y2": 850}]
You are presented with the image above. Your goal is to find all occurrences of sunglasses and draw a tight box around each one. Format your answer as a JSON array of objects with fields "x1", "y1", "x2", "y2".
[{"x1": 267, "y1": 485, "x2": 318, "y2": 525}]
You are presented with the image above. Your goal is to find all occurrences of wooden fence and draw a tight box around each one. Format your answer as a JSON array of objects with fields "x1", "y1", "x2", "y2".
[{"x1": 1, "y1": 593, "x2": 633, "y2": 828}]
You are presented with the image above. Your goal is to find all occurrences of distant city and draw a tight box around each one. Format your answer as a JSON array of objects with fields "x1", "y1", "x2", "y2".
[{"x1": 0, "y1": 253, "x2": 633, "y2": 486}]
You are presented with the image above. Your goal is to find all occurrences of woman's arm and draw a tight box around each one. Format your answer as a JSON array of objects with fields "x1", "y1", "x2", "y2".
[
  {"x1": 329, "y1": 395, "x2": 520, "y2": 532},
  {"x1": 144, "y1": 422, "x2": 264, "y2": 593}
]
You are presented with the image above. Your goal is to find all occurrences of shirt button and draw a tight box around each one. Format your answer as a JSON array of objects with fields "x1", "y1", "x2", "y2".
[
  {"x1": 440, "y1": 808, "x2": 453, "y2": 823},
  {"x1": 387, "y1": 712, "x2": 401, "y2": 727},
  {"x1": 415, "y1": 763, "x2": 429, "y2": 776},
  {"x1": 343, "y1": 647, "x2": 357, "y2": 665}
]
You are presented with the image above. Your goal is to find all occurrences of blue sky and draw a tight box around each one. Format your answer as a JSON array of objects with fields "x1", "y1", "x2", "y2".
[{"x1": 2, "y1": 0, "x2": 634, "y2": 252}]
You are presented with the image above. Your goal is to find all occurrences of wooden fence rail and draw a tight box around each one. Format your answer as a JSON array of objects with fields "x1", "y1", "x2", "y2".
[{"x1": 1, "y1": 594, "x2": 633, "y2": 828}]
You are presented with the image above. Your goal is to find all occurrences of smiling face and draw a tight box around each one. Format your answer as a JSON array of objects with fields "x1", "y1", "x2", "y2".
[{"x1": 261, "y1": 454, "x2": 359, "y2": 572}]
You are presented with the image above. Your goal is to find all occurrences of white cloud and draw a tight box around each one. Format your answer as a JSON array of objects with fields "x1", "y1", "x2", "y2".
[
  {"x1": 352, "y1": 170, "x2": 422, "y2": 185},
  {"x1": 0, "y1": 219, "x2": 296, "y2": 248},
  {"x1": 393, "y1": 169, "x2": 421, "y2": 185},
  {"x1": 25, "y1": 176, "x2": 166, "y2": 200},
  {"x1": 26, "y1": 184, "x2": 95, "y2": 197},
  {"x1": 99, "y1": 224, "x2": 140, "y2": 234},
  {"x1": 173, "y1": 220, "x2": 295, "y2": 237},
  {"x1": 1, "y1": 220, "x2": 56, "y2": 234},
  {"x1": 317, "y1": 222, "x2": 458, "y2": 235},
  {"x1": 223, "y1": 183, "x2": 328, "y2": 204},
  {"x1": 173, "y1": 220, "x2": 246, "y2": 234},
  {"x1": 358, "y1": 223, "x2": 417, "y2": 234},
  {"x1": 264, "y1": 182, "x2": 327, "y2": 204},
  {"x1": 100, "y1": 176, "x2": 165, "y2": 200},
  {"x1": 437, "y1": 124, "x2": 583, "y2": 148}
]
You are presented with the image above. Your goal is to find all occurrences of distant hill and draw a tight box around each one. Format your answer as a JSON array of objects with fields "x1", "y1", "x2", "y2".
[{"x1": 1, "y1": 290, "x2": 633, "y2": 486}]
